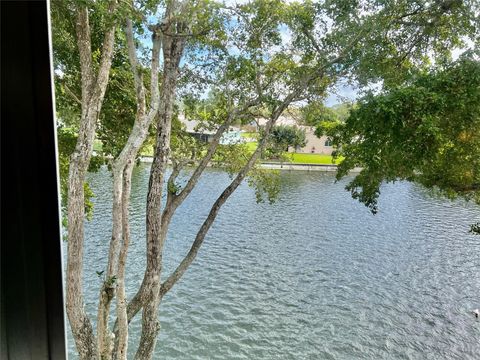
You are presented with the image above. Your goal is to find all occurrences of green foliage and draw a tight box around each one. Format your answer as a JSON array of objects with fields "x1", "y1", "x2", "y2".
[
  {"x1": 212, "y1": 143, "x2": 251, "y2": 173},
  {"x1": 302, "y1": 102, "x2": 354, "y2": 131},
  {"x1": 52, "y1": 1, "x2": 149, "y2": 228},
  {"x1": 247, "y1": 168, "x2": 281, "y2": 204},
  {"x1": 97, "y1": 41, "x2": 140, "y2": 159},
  {"x1": 330, "y1": 57, "x2": 480, "y2": 213},
  {"x1": 261, "y1": 125, "x2": 307, "y2": 159},
  {"x1": 83, "y1": 182, "x2": 95, "y2": 221},
  {"x1": 331, "y1": 103, "x2": 354, "y2": 122},
  {"x1": 285, "y1": 0, "x2": 478, "y2": 91},
  {"x1": 211, "y1": 142, "x2": 281, "y2": 203},
  {"x1": 56, "y1": 127, "x2": 76, "y2": 205},
  {"x1": 302, "y1": 101, "x2": 339, "y2": 126},
  {"x1": 105, "y1": 275, "x2": 117, "y2": 288}
]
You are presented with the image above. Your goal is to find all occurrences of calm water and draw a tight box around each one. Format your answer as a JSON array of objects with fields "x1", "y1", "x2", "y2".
[{"x1": 66, "y1": 164, "x2": 480, "y2": 359}]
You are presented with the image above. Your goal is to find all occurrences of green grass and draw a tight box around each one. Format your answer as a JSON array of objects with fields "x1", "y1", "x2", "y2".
[
  {"x1": 131, "y1": 138, "x2": 340, "y2": 165},
  {"x1": 286, "y1": 152, "x2": 341, "y2": 165},
  {"x1": 93, "y1": 140, "x2": 103, "y2": 152},
  {"x1": 241, "y1": 132, "x2": 258, "y2": 139},
  {"x1": 245, "y1": 141, "x2": 258, "y2": 152},
  {"x1": 245, "y1": 141, "x2": 340, "y2": 164}
]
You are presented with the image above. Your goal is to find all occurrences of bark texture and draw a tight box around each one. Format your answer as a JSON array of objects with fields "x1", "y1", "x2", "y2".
[
  {"x1": 123, "y1": 100, "x2": 261, "y2": 324},
  {"x1": 66, "y1": 3, "x2": 118, "y2": 360},
  {"x1": 97, "y1": 18, "x2": 163, "y2": 360},
  {"x1": 134, "y1": 6, "x2": 186, "y2": 358}
]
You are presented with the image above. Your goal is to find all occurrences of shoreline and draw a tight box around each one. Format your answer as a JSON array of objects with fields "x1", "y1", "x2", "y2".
[{"x1": 138, "y1": 156, "x2": 362, "y2": 173}]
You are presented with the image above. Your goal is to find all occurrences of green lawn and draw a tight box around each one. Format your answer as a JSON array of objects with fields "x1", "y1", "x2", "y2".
[
  {"x1": 124, "y1": 138, "x2": 340, "y2": 165},
  {"x1": 241, "y1": 132, "x2": 258, "y2": 139},
  {"x1": 245, "y1": 141, "x2": 341, "y2": 164},
  {"x1": 286, "y1": 152, "x2": 342, "y2": 165},
  {"x1": 246, "y1": 141, "x2": 258, "y2": 152}
]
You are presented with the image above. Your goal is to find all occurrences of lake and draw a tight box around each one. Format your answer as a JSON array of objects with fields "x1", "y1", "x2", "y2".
[{"x1": 66, "y1": 164, "x2": 480, "y2": 359}]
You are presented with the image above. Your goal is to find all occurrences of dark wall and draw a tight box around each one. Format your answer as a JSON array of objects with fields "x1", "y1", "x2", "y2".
[{"x1": 1, "y1": 1, "x2": 67, "y2": 359}]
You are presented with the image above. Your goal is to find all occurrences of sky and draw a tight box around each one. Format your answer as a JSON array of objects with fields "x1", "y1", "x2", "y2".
[
  {"x1": 324, "y1": 84, "x2": 358, "y2": 107},
  {"x1": 138, "y1": 1, "x2": 476, "y2": 108},
  {"x1": 324, "y1": 40, "x2": 476, "y2": 107}
]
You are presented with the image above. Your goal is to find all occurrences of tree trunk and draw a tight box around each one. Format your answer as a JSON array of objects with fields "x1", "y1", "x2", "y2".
[
  {"x1": 134, "y1": 25, "x2": 185, "y2": 359},
  {"x1": 66, "y1": 3, "x2": 117, "y2": 359},
  {"x1": 157, "y1": 72, "x2": 315, "y2": 299},
  {"x1": 159, "y1": 94, "x2": 294, "y2": 297},
  {"x1": 98, "y1": 20, "x2": 162, "y2": 359},
  {"x1": 115, "y1": 160, "x2": 134, "y2": 360},
  {"x1": 96, "y1": 166, "x2": 122, "y2": 359},
  {"x1": 121, "y1": 94, "x2": 261, "y2": 325},
  {"x1": 66, "y1": 136, "x2": 97, "y2": 359}
]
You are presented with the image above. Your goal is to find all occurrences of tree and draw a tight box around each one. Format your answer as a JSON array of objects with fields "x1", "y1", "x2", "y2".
[
  {"x1": 261, "y1": 125, "x2": 307, "y2": 158},
  {"x1": 301, "y1": 101, "x2": 340, "y2": 125},
  {"x1": 51, "y1": 1, "x2": 121, "y2": 358},
  {"x1": 52, "y1": 0, "x2": 478, "y2": 358},
  {"x1": 97, "y1": 9, "x2": 163, "y2": 359},
  {"x1": 319, "y1": 56, "x2": 480, "y2": 215}
]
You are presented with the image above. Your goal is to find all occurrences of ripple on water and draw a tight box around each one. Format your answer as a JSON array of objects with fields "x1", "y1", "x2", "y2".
[{"x1": 65, "y1": 166, "x2": 480, "y2": 359}]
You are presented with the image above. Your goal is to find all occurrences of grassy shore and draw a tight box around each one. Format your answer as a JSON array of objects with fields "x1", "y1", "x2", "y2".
[
  {"x1": 97, "y1": 138, "x2": 341, "y2": 165},
  {"x1": 245, "y1": 141, "x2": 340, "y2": 164},
  {"x1": 286, "y1": 153, "x2": 342, "y2": 165}
]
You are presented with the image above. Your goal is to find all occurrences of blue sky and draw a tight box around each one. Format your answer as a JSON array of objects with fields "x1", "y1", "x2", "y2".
[
  {"x1": 325, "y1": 84, "x2": 357, "y2": 106},
  {"x1": 138, "y1": 1, "x2": 475, "y2": 108}
]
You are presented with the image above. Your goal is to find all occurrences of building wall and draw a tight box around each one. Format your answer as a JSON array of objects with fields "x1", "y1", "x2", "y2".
[{"x1": 289, "y1": 126, "x2": 334, "y2": 155}]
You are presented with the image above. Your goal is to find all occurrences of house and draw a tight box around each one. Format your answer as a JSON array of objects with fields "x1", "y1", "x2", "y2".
[
  {"x1": 257, "y1": 116, "x2": 334, "y2": 155},
  {"x1": 179, "y1": 114, "x2": 242, "y2": 145},
  {"x1": 292, "y1": 126, "x2": 334, "y2": 155},
  {"x1": 179, "y1": 114, "x2": 216, "y2": 143},
  {"x1": 256, "y1": 115, "x2": 298, "y2": 128},
  {"x1": 180, "y1": 113, "x2": 333, "y2": 154}
]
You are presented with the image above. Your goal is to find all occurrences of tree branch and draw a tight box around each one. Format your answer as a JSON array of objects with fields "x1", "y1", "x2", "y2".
[
  {"x1": 159, "y1": 89, "x2": 300, "y2": 297},
  {"x1": 125, "y1": 18, "x2": 147, "y2": 117},
  {"x1": 91, "y1": 1, "x2": 119, "y2": 104},
  {"x1": 64, "y1": 84, "x2": 82, "y2": 105},
  {"x1": 121, "y1": 97, "x2": 260, "y2": 327},
  {"x1": 75, "y1": 5, "x2": 94, "y2": 105}
]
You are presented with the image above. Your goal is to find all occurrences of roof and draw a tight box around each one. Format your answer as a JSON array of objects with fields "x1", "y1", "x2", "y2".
[
  {"x1": 256, "y1": 115, "x2": 298, "y2": 127},
  {"x1": 178, "y1": 114, "x2": 216, "y2": 135},
  {"x1": 179, "y1": 114, "x2": 242, "y2": 135}
]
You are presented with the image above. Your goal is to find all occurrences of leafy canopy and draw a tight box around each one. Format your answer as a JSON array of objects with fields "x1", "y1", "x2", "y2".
[
  {"x1": 321, "y1": 56, "x2": 480, "y2": 214},
  {"x1": 261, "y1": 125, "x2": 307, "y2": 159}
]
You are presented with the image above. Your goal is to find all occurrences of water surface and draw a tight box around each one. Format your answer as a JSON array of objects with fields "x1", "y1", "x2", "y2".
[{"x1": 67, "y1": 165, "x2": 480, "y2": 359}]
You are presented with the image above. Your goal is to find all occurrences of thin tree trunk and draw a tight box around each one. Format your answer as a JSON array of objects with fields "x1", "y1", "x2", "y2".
[
  {"x1": 66, "y1": 3, "x2": 117, "y2": 359},
  {"x1": 115, "y1": 160, "x2": 134, "y2": 359},
  {"x1": 122, "y1": 101, "x2": 260, "y2": 325},
  {"x1": 124, "y1": 62, "x2": 322, "y2": 356},
  {"x1": 97, "y1": 18, "x2": 162, "y2": 359},
  {"x1": 134, "y1": 20, "x2": 186, "y2": 359}
]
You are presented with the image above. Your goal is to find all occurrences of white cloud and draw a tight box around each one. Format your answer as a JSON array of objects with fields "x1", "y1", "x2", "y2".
[{"x1": 325, "y1": 84, "x2": 357, "y2": 106}]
